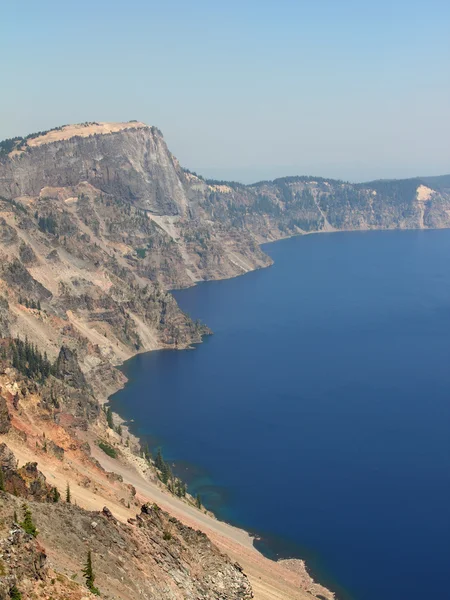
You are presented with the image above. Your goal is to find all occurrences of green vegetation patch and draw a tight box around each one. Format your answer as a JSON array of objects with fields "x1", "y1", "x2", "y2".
[{"x1": 98, "y1": 441, "x2": 117, "y2": 458}]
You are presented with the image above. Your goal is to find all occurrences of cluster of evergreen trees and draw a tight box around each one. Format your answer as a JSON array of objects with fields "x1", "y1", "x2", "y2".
[
  {"x1": 0, "y1": 125, "x2": 69, "y2": 156},
  {"x1": 18, "y1": 296, "x2": 41, "y2": 310},
  {"x1": 37, "y1": 214, "x2": 57, "y2": 235},
  {"x1": 103, "y1": 408, "x2": 192, "y2": 502},
  {"x1": 0, "y1": 136, "x2": 23, "y2": 156},
  {"x1": 9, "y1": 337, "x2": 52, "y2": 381},
  {"x1": 0, "y1": 196, "x2": 27, "y2": 214},
  {"x1": 154, "y1": 448, "x2": 187, "y2": 498}
]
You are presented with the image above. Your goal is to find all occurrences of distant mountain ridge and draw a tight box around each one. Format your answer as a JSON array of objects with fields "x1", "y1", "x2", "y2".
[
  {"x1": 0, "y1": 120, "x2": 449, "y2": 381},
  {"x1": 421, "y1": 174, "x2": 450, "y2": 191}
]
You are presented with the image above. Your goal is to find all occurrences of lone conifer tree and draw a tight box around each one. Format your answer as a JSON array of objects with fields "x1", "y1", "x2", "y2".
[
  {"x1": 106, "y1": 407, "x2": 114, "y2": 429},
  {"x1": 20, "y1": 503, "x2": 38, "y2": 537},
  {"x1": 155, "y1": 447, "x2": 164, "y2": 471},
  {"x1": 66, "y1": 482, "x2": 71, "y2": 503},
  {"x1": 0, "y1": 467, "x2": 4, "y2": 492},
  {"x1": 196, "y1": 494, "x2": 202, "y2": 509},
  {"x1": 82, "y1": 550, "x2": 100, "y2": 595},
  {"x1": 142, "y1": 442, "x2": 150, "y2": 460},
  {"x1": 52, "y1": 486, "x2": 60, "y2": 502}
]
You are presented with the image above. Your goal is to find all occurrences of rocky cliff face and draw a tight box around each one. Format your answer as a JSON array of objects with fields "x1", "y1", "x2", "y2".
[
  {"x1": 186, "y1": 175, "x2": 450, "y2": 241},
  {"x1": 0, "y1": 120, "x2": 449, "y2": 404},
  {"x1": 2, "y1": 123, "x2": 449, "y2": 289},
  {"x1": 0, "y1": 128, "x2": 216, "y2": 399}
]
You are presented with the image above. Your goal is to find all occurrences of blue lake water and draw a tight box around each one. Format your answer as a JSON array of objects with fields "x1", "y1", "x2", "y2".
[{"x1": 109, "y1": 230, "x2": 450, "y2": 600}]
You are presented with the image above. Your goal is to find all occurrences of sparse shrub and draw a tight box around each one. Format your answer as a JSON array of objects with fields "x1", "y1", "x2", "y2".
[
  {"x1": 98, "y1": 441, "x2": 117, "y2": 458},
  {"x1": 9, "y1": 584, "x2": 22, "y2": 600}
]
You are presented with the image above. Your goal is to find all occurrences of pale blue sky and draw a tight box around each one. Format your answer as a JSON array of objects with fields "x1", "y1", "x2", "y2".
[{"x1": 1, "y1": 0, "x2": 449, "y2": 182}]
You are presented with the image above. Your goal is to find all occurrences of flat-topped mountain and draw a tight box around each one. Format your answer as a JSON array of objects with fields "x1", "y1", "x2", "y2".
[{"x1": 4, "y1": 121, "x2": 148, "y2": 155}]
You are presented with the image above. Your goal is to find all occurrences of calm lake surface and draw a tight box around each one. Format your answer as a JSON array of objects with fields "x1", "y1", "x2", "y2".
[{"x1": 110, "y1": 230, "x2": 450, "y2": 600}]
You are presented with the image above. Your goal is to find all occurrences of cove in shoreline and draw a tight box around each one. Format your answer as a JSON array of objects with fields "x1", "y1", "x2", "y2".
[
  {"x1": 109, "y1": 364, "x2": 346, "y2": 600},
  {"x1": 109, "y1": 229, "x2": 450, "y2": 600}
]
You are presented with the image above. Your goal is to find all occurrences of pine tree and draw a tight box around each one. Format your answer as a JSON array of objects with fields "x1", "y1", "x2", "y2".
[
  {"x1": 9, "y1": 337, "x2": 52, "y2": 382},
  {"x1": 82, "y1": 550, "x2": 100, "y2": 595},
  {"x1": 196, "y1": 494, "x2": 202, "y2": 509},
  {"x1": 20, "y1": 503, "x2": 38, "y2": 537},
  {"x1": 155, "y1": 447, "x2": 164, "y2": 471},
  {"x1": 143, "y1": 442, "x2": 150, "y2": 460},
  {"x1": 106, "y1": 407, "x2": 114, "y2": 429},
  {"x1": 161, "y1": 462, "x2": 171, "y2": 485},
  {"x1": 66, "y1": 482, "x2": 71, "y2": 504},
  {"x1": 52, "y1": 487, "x2": 60, "y2": 502},
  {"x1": 175, "y1": 480, "x2": 187, "y2": 498},
  {"x1": 13, "y1": 510, "x2": 18, "y2": 523},
  {"x1": 0, "y1": 468, "x2": 4, "y2": 492}
]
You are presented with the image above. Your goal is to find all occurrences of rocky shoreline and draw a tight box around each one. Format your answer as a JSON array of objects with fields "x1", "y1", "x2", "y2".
[{"x1": 101, "y1": 267, "x2": 337, "y2": 600}]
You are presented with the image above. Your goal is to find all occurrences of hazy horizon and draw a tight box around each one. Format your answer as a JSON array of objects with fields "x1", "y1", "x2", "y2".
[{"x1": 2, "y1": 0, "x2": 449, "y2": 182}]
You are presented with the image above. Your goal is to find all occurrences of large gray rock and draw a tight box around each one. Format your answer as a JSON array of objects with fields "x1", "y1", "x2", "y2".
[
  {"x1": 0, "y1": 397, "x2": 11, "y2": 434},
  {"x1": 2, "y1": 259, "x2": 51, "y2": 301},
  {"x1": 54, "y1": 346, "x2": 87, "y2": 390},
  {"x1": 0, "y1": 442, "x2": 17, "y2": 471},
  {"x1": 0, "y1": 125, "x2": 188, "y2": 216}
]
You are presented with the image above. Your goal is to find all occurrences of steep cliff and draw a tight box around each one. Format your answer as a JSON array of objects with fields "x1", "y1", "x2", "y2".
[
  {"x1": 0, "y1": 120, "x2": 449, "y2": 405},
  {"x1": 2, "y1": 122, "x2": 449, "y2": 292}
]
